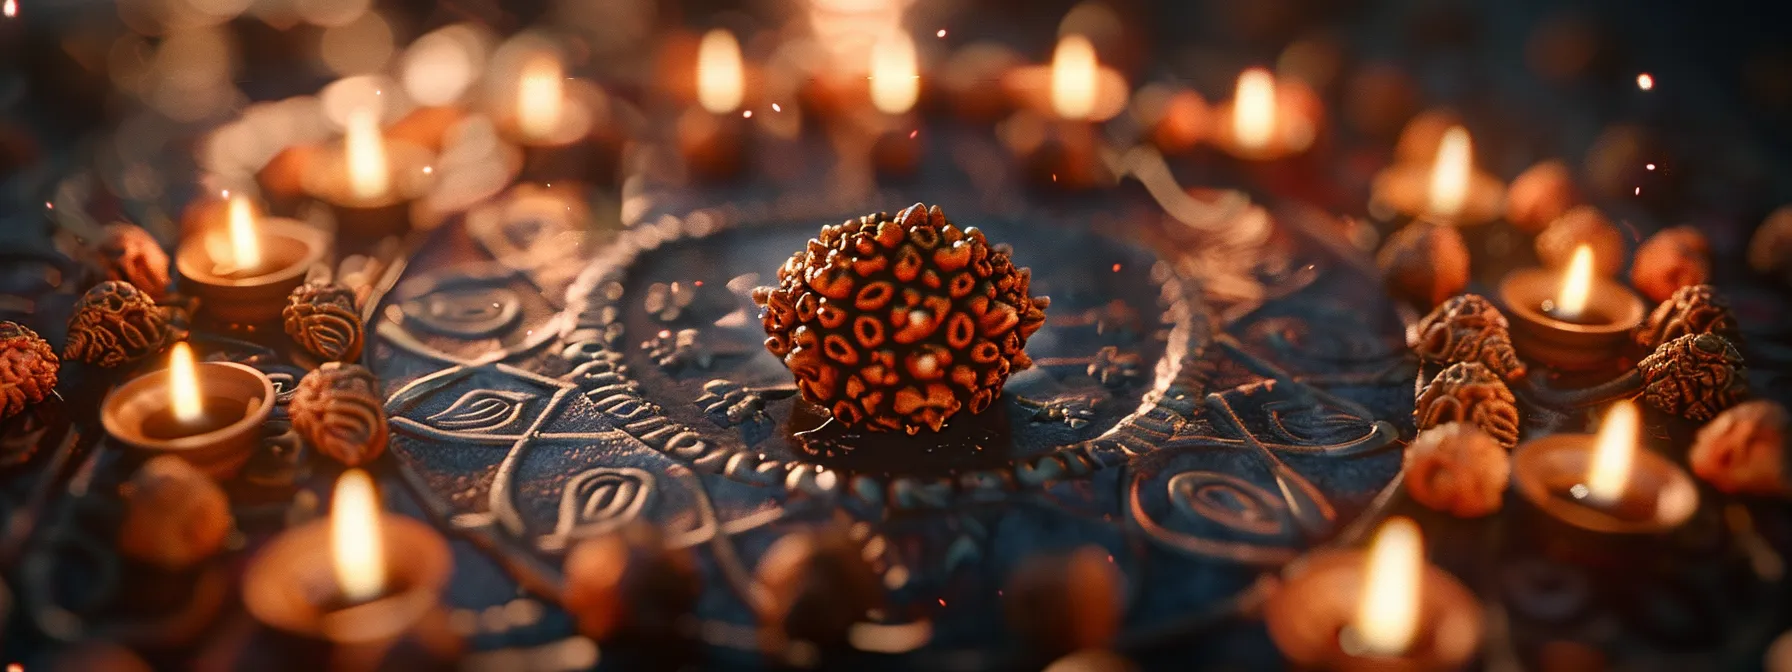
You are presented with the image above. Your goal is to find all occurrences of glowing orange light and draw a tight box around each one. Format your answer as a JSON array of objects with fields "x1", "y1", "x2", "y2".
[
  {"x1": 2, "y1": 0, "x2": 15, "y2": 18},
  {"x1": 226, "y1": 196, "x2": 262, "y2": 272},
  {"x1": 516, "y1": 53, "x2": 564, "y2": 142},
  {"x1": 697, "y1": 29, "x2": 745, "y2": 114},
  {"x1": 1232, "y1": 68, "x2": 1276, "y2": 152},
  {"x1": 869, "y1": 31, "x2": 919, "y2": 115},
  {"x1": 1049, "y1": 34, "x2": 1098, "y2": 121},
  {"x1": 168, "y1": 342, "x2": 204, "y2": 424},
  {"x1": 330, "y1": 469, "x2": 386, "y2": 603},
  {"x1": 1555, "y1": 245, "x2": 1595, "y2": 320},
  {"x1": 1426, "y1": 126, "x2": 1472, "y2": 218},
  {"x1": 1584, "y1": 400, "x2": 1639, "y2": 505},
  {"x1": 345, "y1": 108, "x2": 389, "y2": 200},
  {"x1": 1350, "y1": 516, "x2": 1422, "y2": 656},
  {"x1": 1636, "y1": 73, "x2": 1654, "y2": 91}
]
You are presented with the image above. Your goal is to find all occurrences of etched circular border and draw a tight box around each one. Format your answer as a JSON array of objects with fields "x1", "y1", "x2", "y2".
[{"x1": 554, "y1": 204, "x2": 1215, "y2": 511}]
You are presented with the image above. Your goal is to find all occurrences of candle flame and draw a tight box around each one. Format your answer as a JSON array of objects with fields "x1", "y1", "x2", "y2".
[
  {"x1": 345, "y1": 108, "x2": 389, "y2": 201},
  {"x1": 1350, "y1": 516, "x2": 1422, "y2": 657},
  {"x1": 1049, "y1": 34, "x2": 1098, "y2": 121},
  {"x1": 1555, "y1": 245, "x2": 1595, "y2": 320},
  {"x1": 168, "y1": 342, "x2": 204, "y2": 424},
  {"x1": 226, "y1": 196, "x2": 261, "y2": 272},
  {"x1": 330, "y1": 469, "x2": 386, "y2": 603},
  {"x1": 1584, "y1": 400, "x2": 1639, "y2": 505},
  {"x1": 2, "y1": 0, "x2": 15, "y2": 19},
  {"x1": 869, "y1": 31, "x2": 919, "y2": 115},
  {"x1": 1233, "y1": 68, "x2": 1276, "y2": 151},
  {"x1": 516, "y1": 53, "x2": 564, "y2": 142},
  {"x1": 697, "y1": 29, "x2": 744, "y2": 114},
  {"x1": 1426, "y1": 126, "x2": 1472, "y2": 218}
]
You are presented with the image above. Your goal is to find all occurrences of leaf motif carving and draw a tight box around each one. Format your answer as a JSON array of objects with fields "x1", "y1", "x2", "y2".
[
  {"x1": 539, "y1": 467, "x2": 654, "y2": 552},
  {"x1": 425, "y1": 389, "x2": 535, "y2": 432}
]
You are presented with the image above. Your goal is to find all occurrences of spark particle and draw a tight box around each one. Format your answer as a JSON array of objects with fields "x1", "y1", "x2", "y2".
[
  {"x1": 3, "y1": 0, "x2": 15, "y2": 18},
  {"x1": 1645, "y1": 163, "x2": 1656, "y2": 171},
  {"x1": 936, "y1": 29, "x2": 946, "y2": 38},
  {"x1": 1636, "y1": 73, "x2": 1654, "y2": 90},
  {"x1": 908, "y1": 129, "x2": 918, "y2": 139},
  {"x1": 771, "y1": 103, "x2": 781, "y2": 112},
  {"x1": 1111, "y1": 263, "x2": 1121, "y2": 272},
  {"x1": 423, "y1": 166, "x2": 433, "y2": 174}
]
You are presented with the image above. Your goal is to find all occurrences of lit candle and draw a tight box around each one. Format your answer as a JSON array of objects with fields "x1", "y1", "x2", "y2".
[
  {"x1": 101, "y1": 342, "x2": 276, "y2": 478},
  {"x1": 1049, "y1": 34, "x2": 1098, "y2": 121},
  {"x1": 1369, "y1": 123, "x2": 1504, "y2": 225},
  {"x1": 869, "y1": 31, "x2": 919, "y2": 116},
  {"x1": 1512, "y1": 400, "x2": 1699, "y2": 534},
  {"x1": 1264, "y1": 517, "x2": 1483, "y2": 670},
  {"x1": 332, "y1": 469, "x2": 386, "y2": 603},
  {"x1": 1499, "y1": 242, "x2": 1645, "y2": 370},
  {"x1": 1209, "y1": 68, "x2": 1317, "y2": 161},
  {"x1": 303, "y1": 106, "x2": 434, "y2": 243},
  {"x1": 226, "y1": 196, "x2": 263, "y2": 274},
  {"x1": 345, "y1": 108, "x2": 390, "y2": 202},
  {"x1": 995, "y1": 32, "x2": 1126, "y2": 190},
  {"x1": 679, "y1": 28, "x2": 749, "y2": 180},
  {"x1": 1231, "y1": 68, "x2": 1276, "y2": 153},
  {"x1": 176, "y1": 195, "x2": 327, "y2": 325},
  {"x1": 516, "y1": 53, "x2": 565, "y2": 144}
]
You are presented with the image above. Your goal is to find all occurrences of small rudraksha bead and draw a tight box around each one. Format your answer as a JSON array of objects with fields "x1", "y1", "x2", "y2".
[
  {"x1": 1376, "y1": 222, "x2": 1469, "y2": 311},
  {"x1": 117, "y1": 455, "x2": 233, "y2": 569},
  {"x1": 63, "y1": 281, "x2": 171, "y2": 368},
  {"x1": 1634, "y1": 284, "x2": 1740, "y2": 352},
  {"x1": 1404, "y1": 422, "x2": 1509, "y2": 517},
  {"x1": 1630, "y1": 226, "x2": 1709, "y2": 303},
  {"x1": 0, "y1": 321, "x2": 57, "y2": 421},
  {"x1": 283, "y1": 282, "x2": 365, "y2": 363},
  {"x1": 95, "y1": 222, "x2": 171, "y2": 303},
  {"x1": 1689, "y1": 400, "x2": 1788, "y2": 496},
  {"x1": 1414, "y1": 294, "x2": 1526, "y2": 381},
  {"x1": 1415, "y1": 362, "x2": 1521, "y2": 449},
  {"x1": 1638, "y1": 333, "x2": 1747, "y2": 422},
  {"x1": 1505, "y1": 159, "x2": 1578, "y2": 234},
  {"x1": 1536, "y1": 205, "x2": 1625, "y2": 276},
  {"x1": 288, "y1": 362, "x2": 387, "y2": 466},
  {"x1": 753, "y1": 203, "x2": 1050, "y2": 434}
]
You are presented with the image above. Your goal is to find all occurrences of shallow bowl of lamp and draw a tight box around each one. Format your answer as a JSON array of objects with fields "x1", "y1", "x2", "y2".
[
  {"x1": 1511, "y1": 434, "x2": 1699, "y2": 535},
  {"x1": 1499, "y1": 267, "x2": 1646, "y2": 370},
  {"x1": 175, "y1": 219, "x2": 329, "y2": 325},
  {"x1": 243, "y1": 513, "x2": 452, "y2": 644},
  {"x1": 101, "y1": 361, "x2": 275, "y2": 479},
  {"x1": 1263, "y1": 549, "x2": 1484, "y2": 672}
]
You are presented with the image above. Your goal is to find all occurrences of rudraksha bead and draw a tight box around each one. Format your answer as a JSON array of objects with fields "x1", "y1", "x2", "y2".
[
  {"x1": 1535, "y1": 205, "x2": 1625, "y2": 276},
  {"x1": 1689, "y1": 400, "x2": 1788, "y2": 496},
  {"x1": 1415, "y1": 362, "x2": 1521, "y2": 449},
  {"x1": 753, "y1": 203, "x2": 1050, "y2": 434},
  {"x1": 1404, "y1": 422, "x2": 1509, "y2": 517},
  {"x1": 1634, "y1": 284, "x2": 1739, "y2": 351},
  {"x1": 1749, "y1": 206, "x2": 1792, "y2": 288},
  {"x1": 1505, "y1": 159, "x2": 1578, "y2": 234},
  {"x1": 117, "y1": 456, "x2": 232, "y2": 570},
  {"x1": 1638, "y1": 333, "x2": 1747, "y2": 422},
  {"x1": 1630, "y1": 226, "x2": 1709, "y2": 303},
  {"x1": 95, "y1": 222, "x2": 171, "y2": 303},
  {"x1": 289, "y1": 362, "x2": 387, "y2": 466},
  {"x1": 1414, "y1": 294, "x2": 1526, "y2": 381},
  {"x1": 63, "y1": 281, "x2": 171, "y2": 368},
  {"x1": 754, "y1": 528, "x2": 883, "y2": 655},
  {"x1": 1376, "y1": 222, "x2": 1469, "y2": 311},
  {"x1": 1004, "y1": 546, "x2": 1124, "y2": 663},
  {"x1": 0, "y1": 321, "x2": 57, "y2": 421},
  {"x1": 282, "y1": 282, "x2": 365, "y2": 363},
  {"x1": 562, "y1": 522, "x2": 700, "y2": 646}
]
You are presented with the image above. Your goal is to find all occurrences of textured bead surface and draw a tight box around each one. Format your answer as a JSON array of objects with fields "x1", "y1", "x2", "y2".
[
  {"x1": 1414, "y1": 294, "x2": 1526, "y2": 381},
  {"x1": 1635, "y1": 284, "x2": 1740, "y2": 351},
  {"x1": 1415, "y1": 362, "x2": 1521, "y2": 448},
  {"x1": 1376, "y1": 222, "x2": 1469, "y2": 310},
  {"x1": 117, "y1": 455, "x2": 232, "y2": 569},
  {"x1": 1638, "y1": 333, "x2": 1747, "y2": 422},
  {"x1": 753, "y1": 203, "x2": 1050, "y2": 434},
  {"x1": 1630, "y1": 226, "x2": 1709, "y2": 303},
  {"x1": 63, "y1": 281, "x2": 170, "y2": 368},
  {"x1": 283, "y1": 283, "x2": 365, "y2": 363},
  {"x1": 0, "y1": 321, "x2": 58, "y2": 421},
  {"x1": 1689, "y1": 400, "x2": 1788, "y2": 496},
  {"x1": 289, "y1": 362, "x2": 387, "y2": 466},
  {"x1": 95, "y1": 222, "x2": 171, "y2": 303}
]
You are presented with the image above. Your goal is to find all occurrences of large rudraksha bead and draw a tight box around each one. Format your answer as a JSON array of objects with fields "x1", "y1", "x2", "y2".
[
  {"x1": 95, "y1": 222, "x2": 172, "y2": 303},
  {"x1": 752, "y1": 203, "x2": 1050, "y2": 434},
  {"x1": 289, "y1": 362, "x2": 388, "y2": 466},
  {"x1": 283, "y1": 282, "x2": 365, "y2": 363},
  {"x1": 1415, "y1": 362, "x2": 1521, "y2": 449},
  {"x1": 1634, "y1": 284, "x2": 1740, "y2": 352},
  {"x1": 1414, "y1": 294, "x2": 1525, "y2": 381},
  {"x1": 1638, "y1": 333, "x2": 1747, "y2": 422},
  {"x1": 0, "y1": 321, "x2": 58, "y2": 421},
  {"x1": 63, "y1": 281, "x2": 171, "y2": 368},
  {"x1": 1689, "y1": 400, "x2": 1788, "y2": 496}
]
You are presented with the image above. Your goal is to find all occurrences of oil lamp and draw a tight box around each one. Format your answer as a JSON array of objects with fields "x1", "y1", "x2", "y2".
[
  {"x1": 491, "y1": 47, "x2": 617, "y2": 186},
  {"x1": 1264, "y1": 517, "x2": 1483, "y2": 671},
  {"x1": 864, "y1": 30, "x2": 923, "y2": 178},
  {"x1": 1370, "y1": 125, "x2": 1504, "y2": 225},
  {"x1": 100, "y1": 342, "x2": 275, "y2": 479},
  {"x1": 1208, "y1": 68, "x2": 1318, "y2": 161},
  {"x1": 997, "y1": 34, "x2": 1126, "y2": 190},
  {"x1": 243, "y1": 469, "x2": 458, "y2": 667},
  {"x1": 175, "y1": 194, "x2": 328, "y2": 325},
  {"x1": 303, "y1": 108, "x2": 435, "y2": 244},
  {"x1": 1500, "y1": 244, "x2": 1646, "y2": 370},
  {"x1": 1512, "y1": 400, "x2": 1699, "y2": 535},
  {"x1": 677, "y1": 28, "x2": 750, "y2": 180}
]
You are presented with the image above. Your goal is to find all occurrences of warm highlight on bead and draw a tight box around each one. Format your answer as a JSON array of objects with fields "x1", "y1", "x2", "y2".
[{"x1": 753, "y1": 203, "x2": 1050, "y2": 434}]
